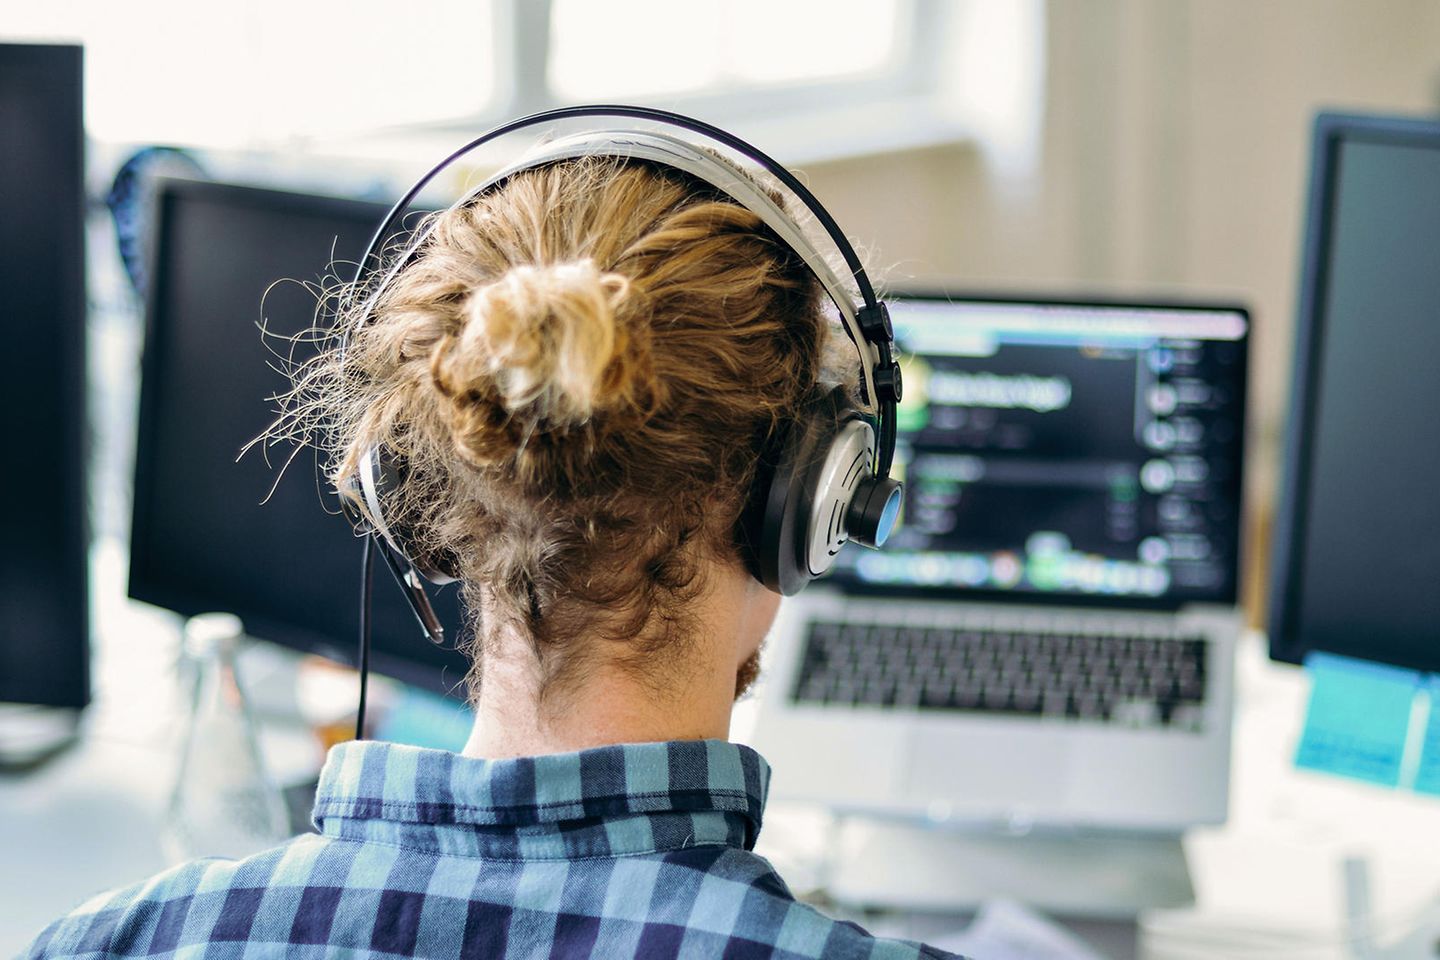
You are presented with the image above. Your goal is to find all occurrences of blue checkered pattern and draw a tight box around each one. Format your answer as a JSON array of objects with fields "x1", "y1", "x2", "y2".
[{"x1": 25, "y1": 739, "x2": 962, "y2": 959}]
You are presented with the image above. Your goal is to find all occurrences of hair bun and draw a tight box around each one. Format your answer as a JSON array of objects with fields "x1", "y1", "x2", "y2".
[{"x1": 430, "y1": 259, "x2": 657, "y2": 465}]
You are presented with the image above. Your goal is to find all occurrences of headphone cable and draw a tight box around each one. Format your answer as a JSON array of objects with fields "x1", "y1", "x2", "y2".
[{"x1": 355, "y1": 535, "x2": 375, "y2": 741}]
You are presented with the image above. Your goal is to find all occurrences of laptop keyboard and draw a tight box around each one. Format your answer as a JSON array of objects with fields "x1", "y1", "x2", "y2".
[{"x1": 790, "y1": 620, "x2": 1208, "y2": 731}]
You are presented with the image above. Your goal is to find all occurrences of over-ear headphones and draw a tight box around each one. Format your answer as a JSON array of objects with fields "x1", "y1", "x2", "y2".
[{"x1": 340, "y1": 105, "x2": 903, "y2": 649}]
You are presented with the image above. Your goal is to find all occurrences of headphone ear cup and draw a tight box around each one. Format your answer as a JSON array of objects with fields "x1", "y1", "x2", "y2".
[
  {"x1": 735, "y1": 436, "x2": 780, "y2": 588},
  {"x1": 739, "y1": 387, "x2": 867, "y2": 596},
  {"x1": 346, "y1": 446, "x2": 460, "y2": 585},
  {"x1": 745, "y1": 413, "x2": 814, "y2": 596}
]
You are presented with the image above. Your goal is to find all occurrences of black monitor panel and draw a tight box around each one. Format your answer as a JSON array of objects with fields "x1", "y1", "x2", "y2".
[
  {"x1": 0, "y1": 44, "x2": 89, "y2": 708},
  {"x1": 129, "y1": 179, "x2": 470, "y2": 694},
  {"x1": 1270, "y1": 113, "x2": 1440, "y2": 672}
]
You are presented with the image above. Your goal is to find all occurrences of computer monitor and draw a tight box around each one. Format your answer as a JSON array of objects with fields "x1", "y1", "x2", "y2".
[
  {"x1": 1269, "y1": 113, "x2": 1440, "y2": 673},
  {"x1": 828, "y1": 294, "x2": 1250, "y2": 609},
  {"x1": 129, "y1": 179, "x2": 470, "y2": 694},
  {"x1": 0, "y1": 44, "x2": 89, "y2": 709}
]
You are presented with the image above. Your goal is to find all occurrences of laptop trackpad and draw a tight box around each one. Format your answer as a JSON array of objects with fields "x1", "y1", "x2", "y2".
[{"x1": 904, "y1": 725, "x2": 1073, "y2": 816}]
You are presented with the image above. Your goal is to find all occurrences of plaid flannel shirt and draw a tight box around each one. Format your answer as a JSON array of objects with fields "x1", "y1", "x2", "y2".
[{"x1": 25, "y1": 739, "x2": 962, "y2": 959}]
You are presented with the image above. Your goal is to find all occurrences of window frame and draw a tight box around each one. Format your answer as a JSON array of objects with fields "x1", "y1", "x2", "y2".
[{"x1": 413, "y1": 0, "x2": 973, "y2": 163}]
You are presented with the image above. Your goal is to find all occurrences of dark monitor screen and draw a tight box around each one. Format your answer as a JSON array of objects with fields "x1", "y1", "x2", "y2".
[
  {"x1": 129, "y1": 179, "x2": 470, "y2": 694},
  {"x1": 1270, "y1": 113, "x2": 1440, "y2": 672},
  {"x1": 829, "y1": 295, "x2": 1249, "y2": 609},
  {"x1": 0, "y1": 44, "x2": 89, "y2": 708}
]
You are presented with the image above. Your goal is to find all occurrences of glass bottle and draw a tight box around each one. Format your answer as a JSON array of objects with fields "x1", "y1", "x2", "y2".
[{"x1": 161, "y1": 613, "x2": 291, "y2": 864}]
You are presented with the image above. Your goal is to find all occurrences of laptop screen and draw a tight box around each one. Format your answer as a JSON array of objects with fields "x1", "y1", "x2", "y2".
[{"x1": 829, "y1": 295, "x2": 1248, "y2": 609}]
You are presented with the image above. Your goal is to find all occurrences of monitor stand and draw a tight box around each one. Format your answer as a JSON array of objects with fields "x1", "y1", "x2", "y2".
[
  {"x1": 825, "y1": 816, "x2": 1194, "y2": 918},
  {"x1": 0, "y1": 704, "x2": 82, "y2": 772}
]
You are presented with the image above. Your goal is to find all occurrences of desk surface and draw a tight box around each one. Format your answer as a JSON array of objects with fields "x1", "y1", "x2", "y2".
[{"x1": 4, "y1": 543, "x2": 1440, "y2": 956}]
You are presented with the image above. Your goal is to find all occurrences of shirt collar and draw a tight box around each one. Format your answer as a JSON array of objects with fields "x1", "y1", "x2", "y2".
[{"x1": 312, "y1": 739, "x2": 771, "y2": 858}]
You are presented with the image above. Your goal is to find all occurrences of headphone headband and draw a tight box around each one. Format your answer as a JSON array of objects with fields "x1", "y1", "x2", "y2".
[{"x1": 345, "y1": 103, "x2": 899, "y2": 476}]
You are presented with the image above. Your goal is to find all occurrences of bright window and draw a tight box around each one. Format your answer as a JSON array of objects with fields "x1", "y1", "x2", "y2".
[
  {"x1": 5, "y1": 0, "x2": 497, "y2": 146},
  {"x1": 547, "y1": 0, "x2": 905, "y2": 101},
  {"x1": 2, "y1": 0, "x2": 1044, "y2": 165}
]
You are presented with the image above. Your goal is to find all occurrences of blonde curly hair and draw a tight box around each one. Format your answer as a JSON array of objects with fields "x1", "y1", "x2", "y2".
[{"x1": 277, "y1": 155, "x2": 838, "y2": 699}]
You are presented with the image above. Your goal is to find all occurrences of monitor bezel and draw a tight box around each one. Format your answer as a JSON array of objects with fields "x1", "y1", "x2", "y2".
[
  {"x1": 1268, "y1": 111, "x2": 1440, "y2": 671},
  {"x1": 829, "y1": 289, "x2": 1251, "y2": 612},
  {"x1": 127, "y1": 177, "x2": 470, "y2": 696}
]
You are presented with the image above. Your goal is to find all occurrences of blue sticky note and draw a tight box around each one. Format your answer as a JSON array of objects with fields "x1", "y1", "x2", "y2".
[
  {"x1": 1414, "y1": 676, "x2": 1440, "y2": 797},
  {"x1": 375, "y1": 685, "x2": 475, "y2": 752},
  {"x1": 1294, "y1": 652, "x2": 1419, "y2": 787}
]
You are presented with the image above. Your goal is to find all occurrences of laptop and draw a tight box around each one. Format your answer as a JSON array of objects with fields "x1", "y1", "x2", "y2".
[{"x1": 754, "y1": 293, "x2": 1249, "y2": 834}]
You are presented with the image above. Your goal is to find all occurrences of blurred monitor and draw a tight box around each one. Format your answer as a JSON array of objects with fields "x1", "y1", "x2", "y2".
[
  {"x1": 829, "y1": 294, "x2": 1249, "y2": 609},
  {"x1": 129, "y1": 179, "x2": 469, "y2": 694},
  {"x1": 1269, "y1": 112, "x2": 1440, "y2": 672},
  {"x1": 0, "y1": 43, "x2": 89, "y2": 709}
]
